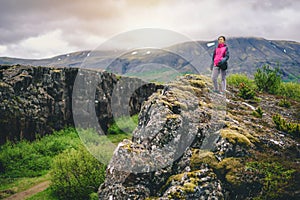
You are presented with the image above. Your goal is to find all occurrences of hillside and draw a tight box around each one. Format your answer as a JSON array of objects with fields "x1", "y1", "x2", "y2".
[
  {"x1": 0, "y1": 65, "x2": 299, "y2": 199},
  {"x1": 1, "y1": 37, "x2": 299, "y2": 82},
  {"x1": 98, "y1": 73, "x2": 300, "y2": 199}
]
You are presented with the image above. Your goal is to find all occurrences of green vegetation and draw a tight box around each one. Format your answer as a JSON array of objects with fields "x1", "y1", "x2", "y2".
[
  {"x1": 220, "y1": 129, "x2": 252, "y2": 147},
  {"x1": 246, "y1": 161, "x2": 296, "y2": 200},
  {"x1": 278, "y1": 98, "x2": 291, "y2": 108},
  {"x1": 278, "y1": 81, "x2": 300, "y2": 101},
  {"x1": 0, "y1": 124, "x2": 133, "y2": 199},
  {"x1": 272, "y1": 114, "x2": 300, "y2": 137},
  {"x1": 252, "y1": 106, "x2": 264, "y2": 118},
  {"x1": 226, "y1": 74, "x2": 256, "y2": 99},
  {"x1": 227, "y1": 73, "x2": 256, "y2": 90},
  {"x1": 125, "y1": 68, "x2": 182, "y2": 83},
  {"x1": 0, "y1": 174, "x2": 51, "y2": 199},
  {"x1": 227, "y1": 66, "x2": 300, "y2": 102},
  {"x1": 26, "y1": 188, "x2": 57, "y2": 200},
  {"x1": 238, "y1": 82, "x2": 256, "y2": 99},
  {"x1": 254, "y1": 65, "x2": 281, "y2": 94},
  {"x1": 0, "y1": 128, "x2": 81, "y2": 178},
  {"x1": 107, "y1": 114, "x2": 138, "y2": 135},
  {"x1": 215, "y1": 157, "x2": 244, "y2": 186},
  {"x1": 50, "y1": 147, "x2": 106, "y2": 200}
]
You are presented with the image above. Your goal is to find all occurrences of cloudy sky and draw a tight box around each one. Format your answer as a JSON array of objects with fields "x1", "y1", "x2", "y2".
[{"x1": 0, "y1": 0, "x2": 299, "y2": 59}]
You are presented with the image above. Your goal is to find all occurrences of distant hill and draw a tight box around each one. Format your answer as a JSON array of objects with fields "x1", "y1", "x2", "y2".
[{"x1": 1, "y1": 37, "x2": 299, "y2": 82}]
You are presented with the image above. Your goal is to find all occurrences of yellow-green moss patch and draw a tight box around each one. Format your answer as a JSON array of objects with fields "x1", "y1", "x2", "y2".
[
  {"x1": 191, "y1": 149, "x2": 218, "y2": 170},
  {"x1": 215, "y1": 157, "x2": 244, "y2": 186},
  {"x1": 220, "y1": 129, "x2": 252, "y2": 146},
  {"x1": 227, "y1": 124, "x2": 260, "y2": 143},
  {"x1": 188, "y1": 79, "x2": 206, "y2": 88},
  {"x1": 166, "y1": 114, "x2": 179, "y2": 119},
  {"x1": 183, "y1": 182, "x2": 196, "y2": 193}
]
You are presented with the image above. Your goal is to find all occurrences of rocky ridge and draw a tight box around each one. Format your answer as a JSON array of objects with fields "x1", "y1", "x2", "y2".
[
  {"x1": 98, "y1": 74, "x2": 300, "y2": 199},
  {"x1": 0, "y1": 65, "x2": 160, "y2": 143},
  {"x1": 0, "y1": 65, "x2": 299, "y2": 199}
]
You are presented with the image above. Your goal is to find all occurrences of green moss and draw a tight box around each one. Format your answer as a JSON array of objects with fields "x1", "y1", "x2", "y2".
[
  {"x1": 183, "y1": 182, "x2": 196, "y2": 193},
  {"x1": 188, "y1": 79, "x2": 206, "y2": 88},
  {"x1": 160, "y1": 99, "x2": 173, "y2": 109},
  {"x1": 190, "y1": 149, "x2": 218, "y2": 170},
  {"x1": 169, "y1": 84, "x2": 197, "y2": 97},
  {"x1": 0, "y1": 81, "x2": 10, "y2": 88},
  {"x1": 173, "y1": 100, "x2": 188, "y2": 110},
  {"x1": 228, "y1": 124, "x2": 260, "y2": 144},
  {"x1": 166, "y1": 114, "x2": 179, "y2": 119},
  {"x1": 220, "y1": 129, "x2": 252, "y2": 146},
  {"x1": 167, "y1": 186, "x2": 185, "y2": 199},
  {"x1": 215, "y1": 157, "x2": 243, "y2": 186}
]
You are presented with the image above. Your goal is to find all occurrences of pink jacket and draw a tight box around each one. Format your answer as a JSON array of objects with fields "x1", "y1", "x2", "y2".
[{"x1": 212, "y1": 43, "x2": 229, "y2": 67}]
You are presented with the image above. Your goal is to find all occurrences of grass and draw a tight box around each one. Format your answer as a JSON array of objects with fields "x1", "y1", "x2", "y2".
[
  {"x1": 227, "y1": 72, "x2": 300, "y2": 102},
  {"x1": 0, "y1": 173, "x2": 50, "y2": 199},
  {"x1": 124, "y1": 67, "x2": 183, "y2": 83},
  {"x1": 0, "y1": 127, "x2": 82, "y2": 178},
  {"x1": 26, "y1": 187, "x2": 57, "y2": 200},
  {"x1": 246, "y1": 161, "x2": 296, "y2": 200},
  {"x1": 0, "y1": 123, "x2": 135, "y2": 199}
]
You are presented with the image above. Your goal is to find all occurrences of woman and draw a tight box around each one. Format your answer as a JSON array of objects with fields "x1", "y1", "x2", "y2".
[{"x1": 211, "y1": 36, "x2": 229, "y2": 94}]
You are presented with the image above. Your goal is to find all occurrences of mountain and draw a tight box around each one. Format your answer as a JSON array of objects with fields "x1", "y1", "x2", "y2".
[{"x1": 1, "y1": 37, "x2": 300, "y2": 82}]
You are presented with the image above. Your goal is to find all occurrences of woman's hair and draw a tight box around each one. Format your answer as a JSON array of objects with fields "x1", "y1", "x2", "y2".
[{"x1": 218, "y1": 36, "x2": 226, "y2": 41}]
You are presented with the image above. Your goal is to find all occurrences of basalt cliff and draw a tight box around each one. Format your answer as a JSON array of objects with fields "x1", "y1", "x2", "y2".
[{"x1": 0, "y1": 65, "x2": 160, "y2": 143}]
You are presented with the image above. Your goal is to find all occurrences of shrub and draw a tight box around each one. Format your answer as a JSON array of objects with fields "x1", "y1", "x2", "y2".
[
  {"x1": 254, "y1": 65, "x2": 281, "y2": 94},
  {"x1": 277, "y1": 81, "x2": 300, "y2": 101},
  {"x1": 227, "y1": 73, "x2": 256, "y2": 90},
  {"x1": 107, "y1": 114, "x2": 138, "y2": 135},
  {"x1": 252, "y1": 106, "x2": 263, "y2": 118},
  {"x1": 278, "y1": 98, "x2": 291, "y2": 108},
  {"x1": 246, "y1": 161, "x2": 295, "y2": 200},
  {"x1": 238, "y1": 82, "x2": 256, "y2": 99},
  {"x1": 272, "y1": 114, "x2": 300, "y2": 137},
  {"x1": 0, "y1": 140, "x2": 50, "y2": 177},
  {"x1": 50, "y1": 147, "x2": 106, "y2": 200},
  {"x1": 0, "y1": 128, "x2": 81, "y2": 178}
]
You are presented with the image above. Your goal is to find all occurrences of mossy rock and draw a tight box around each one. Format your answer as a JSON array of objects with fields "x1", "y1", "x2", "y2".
[
  {"x1": 215, "y1": 157, "x2": 244, "y2": 186},
  {"x1": 227, "y1": 124, "x2": 260, "y2": 144},
  {"x1": 188, "y1": 79, "x2": 206, "y2": 88},
  {"x1": 220, "y1": 128, "x2": 252, "y2": 146},
  {"x1": 190, "y1": 149, "x2": 218, "y2": 170},
  {"x1": 0, "y1": 81, "x2": 11, "y2": 88},
  {"x1": 166, "y1": 114, "x2": 179, "y2": 119},
  {"x1": 183, "y1": 182, "x2": 196, "y2": 193}
]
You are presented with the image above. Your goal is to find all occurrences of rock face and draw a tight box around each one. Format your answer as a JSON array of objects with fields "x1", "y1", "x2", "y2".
[
  {"x1": 98, "y1": 74, "x2": 227, "y2": 199},
  {"x1": 0, "y1": 65, "x2": 161, "y2": 143},
  {"x1": 98, "y1": 74, "x2": 300, "y2": 199}
]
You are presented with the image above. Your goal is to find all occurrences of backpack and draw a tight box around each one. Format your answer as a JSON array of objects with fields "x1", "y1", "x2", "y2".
[{"x1": 217, "y1": 62, "x2": 228, "y2": 70}]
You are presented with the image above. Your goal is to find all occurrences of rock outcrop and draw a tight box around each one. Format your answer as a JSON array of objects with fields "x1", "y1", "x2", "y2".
[
  {"x1": 1, "y1": 65, "x2": 299, "y2": 199},
  {"x1": 98, "y1": 74, "x2": 300, "y2": 199},
  {"x1": 0, "y1": 65, "x2": 161, "y2": 143}
]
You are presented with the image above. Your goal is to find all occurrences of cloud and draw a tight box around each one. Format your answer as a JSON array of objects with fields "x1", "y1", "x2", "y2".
[
  {"x1": 4, "y1": 29, "x2": 79, "y2": 58},
  {"x1": 0, "y1": 0, "x2": 299, "y2": 58}
]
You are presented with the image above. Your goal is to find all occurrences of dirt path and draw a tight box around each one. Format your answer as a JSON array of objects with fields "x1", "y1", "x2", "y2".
[{"x1": 4, "y1": 181, "x2": 50, "y2": 200}]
